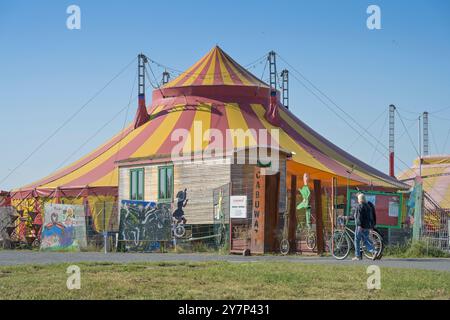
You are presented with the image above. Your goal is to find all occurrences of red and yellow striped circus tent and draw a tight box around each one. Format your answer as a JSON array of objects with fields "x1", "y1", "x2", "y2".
[
  {"x1": 11, "y1": 46, "x2": 406, "y2": 206},
  {"x1": 399, "y1": 155, "x2": 450, "y2": 209}
]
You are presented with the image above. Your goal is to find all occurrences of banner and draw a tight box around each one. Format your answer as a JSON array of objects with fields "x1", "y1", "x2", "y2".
[{"x1": 40, "y1": 204, "x2": 87, "y2": 251}]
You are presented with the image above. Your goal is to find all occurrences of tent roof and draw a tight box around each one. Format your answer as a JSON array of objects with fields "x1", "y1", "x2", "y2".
[
  {"x1": 14, "y1": 46, "x2": 407, "y2": 196},
  {"x1": 399, "y1": 155, "x2": 450, "y2": 209}
]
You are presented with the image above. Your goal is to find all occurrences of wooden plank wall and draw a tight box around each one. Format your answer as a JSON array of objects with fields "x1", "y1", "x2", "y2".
[
  {"x1": 174, "y1": 159, "x2": 231, "y2": 224},
  {"x1": 118, "y1": 167, "x2": 130, "y2": 204},
  {"x1": 231, "y1": 163, "x2": 255, "y2": 219}
]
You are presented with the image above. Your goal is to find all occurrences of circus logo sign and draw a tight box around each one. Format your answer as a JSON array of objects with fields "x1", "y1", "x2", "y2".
[
  {"x1": 251, "y1": 167, "x2": 266, "y2": 254},
  {"x1": 40, "y1": 204, "x2": 87, "y2": 251}
]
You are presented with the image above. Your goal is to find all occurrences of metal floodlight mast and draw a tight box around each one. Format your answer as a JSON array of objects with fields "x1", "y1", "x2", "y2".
[
  {"x1": 268, "y1": 51, "x2": 277, "y2": 91},
  {"x1": 138, "y1": 53, "x2": 148, "y2": 96},
  {"x1": 423, "y1": 111, "x2": 429, "y2": 156},
  {"x1": 134, "y1": 53, "x2": 150, "y2": 129},
  {"x1": 281, "y1": 69, "x2": 289, "y2": 109},
  {"x1": 389, "y1": 104, "x2": 395, "y2": 177}
]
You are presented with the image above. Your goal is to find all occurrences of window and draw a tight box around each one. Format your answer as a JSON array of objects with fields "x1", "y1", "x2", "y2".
[
  {"x1": 158, "y1": 165, "x2": 173, "y2": 201},
  {"x1": 130, "y1": 168, "x2": 144, "y2": 201}
]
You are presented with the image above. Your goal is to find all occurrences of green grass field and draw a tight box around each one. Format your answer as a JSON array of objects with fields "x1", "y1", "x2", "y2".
[{"x1": 0, "y1": 261, "x2": 449, "y2": 299}]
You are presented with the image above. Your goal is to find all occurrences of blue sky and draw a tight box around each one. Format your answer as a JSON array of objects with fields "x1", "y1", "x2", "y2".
[{"x1": 0, "y1": 0, "x2": 449, "y2": 190}]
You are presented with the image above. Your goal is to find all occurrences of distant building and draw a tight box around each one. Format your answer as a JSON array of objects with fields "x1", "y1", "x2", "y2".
[{"x1": 399, "y1": 155, "x2": 450, "y2": 210}]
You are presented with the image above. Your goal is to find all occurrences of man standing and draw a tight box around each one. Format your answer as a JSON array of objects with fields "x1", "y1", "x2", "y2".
[{"x1": 352, "y1": 193, "x2": 377, "y2": 261}]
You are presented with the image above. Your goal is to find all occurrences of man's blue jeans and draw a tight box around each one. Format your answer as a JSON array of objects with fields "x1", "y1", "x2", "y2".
[{"x1": 354, "y1": 227, "x2": 374, "y2": 258}]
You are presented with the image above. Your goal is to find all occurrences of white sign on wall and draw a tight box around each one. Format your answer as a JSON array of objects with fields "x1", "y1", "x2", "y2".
[
  {"x1": 388, "y1": 201, "x2": 399, "y2": 217},
  {"x1": 230, "y1": 195, "x2": 247, "y2": 218}
]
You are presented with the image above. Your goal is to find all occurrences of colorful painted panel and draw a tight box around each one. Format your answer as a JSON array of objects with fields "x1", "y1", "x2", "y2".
[
  {"x1": 40, "y1": 204, "x2": 87, "y2": 251},
  {"x1": 10, "y1": 198, "x2": 42, "y2": 244},
  {"x1": 118, "y1": 200, "x2": 172, "y2": 252}
]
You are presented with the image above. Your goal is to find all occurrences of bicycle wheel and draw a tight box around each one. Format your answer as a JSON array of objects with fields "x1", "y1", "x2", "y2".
[
  {"x1": 363, "y1": 230, "x2": 383, "y2": 259},
  {"x1": 331, "y1": 230, "x2": 351, "y2": 260},
  {"x1": 280, "y1": 239, "x2": 290, "y2": 255},
  {"x1": 173, "y1": 225, "x2": 186, "y2": 238},
  {"x1": 31, "y1": 238, "x2": 40, "y2": 248},
  {"x1": 306, "y1": 231, "x2": 316, "y2": 250}
]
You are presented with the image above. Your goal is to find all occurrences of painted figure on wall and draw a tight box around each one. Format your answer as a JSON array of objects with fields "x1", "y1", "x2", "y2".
[
  {"x1": 172, "y1": 188, "x2": 188, "y2": 225},
  {"x1": 41, "y1": 212, "x2": 74, "y2": 248},
  {"x1": 297, "y1": 173, "x2": 312, "y2": 228}
]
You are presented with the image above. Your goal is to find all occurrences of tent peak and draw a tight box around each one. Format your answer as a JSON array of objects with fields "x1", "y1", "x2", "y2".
[{"x1": 162, "y1": 46, "x2": 269, "y2": 89}]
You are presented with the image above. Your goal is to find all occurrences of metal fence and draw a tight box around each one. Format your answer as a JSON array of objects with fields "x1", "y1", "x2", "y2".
[{"x1": 421, "y1": 193, "x2": 449, "y2": 252}]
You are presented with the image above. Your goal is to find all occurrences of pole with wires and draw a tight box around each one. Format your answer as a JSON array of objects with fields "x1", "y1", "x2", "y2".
[
  {"x1": 418, "y1": 115, "x2": 422, "y2": 177},
  {"x1": 423, "y1": 111, "x2": 429, "y2": 156},
  {"x1": 134, "y1": 53, "x2": 150, "y2": 129},
  {"x1": 138, "y1": 53, "x2": 148, "y2": 96},
  {"x1": 389, "y1": 105, "x2": 395, "y2": 177},
  {"x1": 265, "y1": 51, "x2": 280, "y2": 126},
  {"x1": 268, "y1": 51, "x2": 277, "y2": 90},
  {"x1": 281, "y1": 69, "x2": 289, "y2": 109}
]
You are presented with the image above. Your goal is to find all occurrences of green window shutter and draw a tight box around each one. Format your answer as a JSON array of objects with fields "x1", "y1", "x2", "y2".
[
  {"x1": 158, "y1": 165, "x2": 174, "y2": 202},
  {"x1": 167, "y1": 166, "x2": 173, "y2": 199},
  {"x1": 159, "y1": 167, "x2": 166, "y2": 200},
  {"x1": 130, "y1": 168, "x2": 145, "y2": 201},
  {"x1": 130, "y1": 170, "x2": 137, "y2": 200},
  {"x1": 137, "y1": 169, "x2": 144, "y2": 200}
]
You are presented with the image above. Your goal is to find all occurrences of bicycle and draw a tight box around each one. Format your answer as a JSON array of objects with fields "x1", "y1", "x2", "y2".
[
  {"x1": 295, "y1": 213, "x2": 333, "y2": 251},
  {"x1": 331, "y1": 216, "x2": 383, "y2": 260},
  {"x1": 308, "y1": 230, "x2": 330, "y2": 251}
]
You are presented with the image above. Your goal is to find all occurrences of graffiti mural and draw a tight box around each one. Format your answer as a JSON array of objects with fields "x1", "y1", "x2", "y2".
[
  {"x1": 40, "y1": 204, "x2": 87, "y2": 251},
  {"x1": 118, "y1": 200, "x2": 172, "y2": 252}
]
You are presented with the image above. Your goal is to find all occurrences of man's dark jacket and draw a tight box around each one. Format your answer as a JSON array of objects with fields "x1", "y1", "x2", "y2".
[
  {"x1": 354, "y1": 202, "x2": 374, "y2": 229},
  {"x1": 367, "y1": 201, "x2": 377, "y2": 227}
]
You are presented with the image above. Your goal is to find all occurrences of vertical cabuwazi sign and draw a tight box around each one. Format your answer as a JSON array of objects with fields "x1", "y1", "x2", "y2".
[{"x1": 251, "y1": 167, "x2": 265, "y2": 254}]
